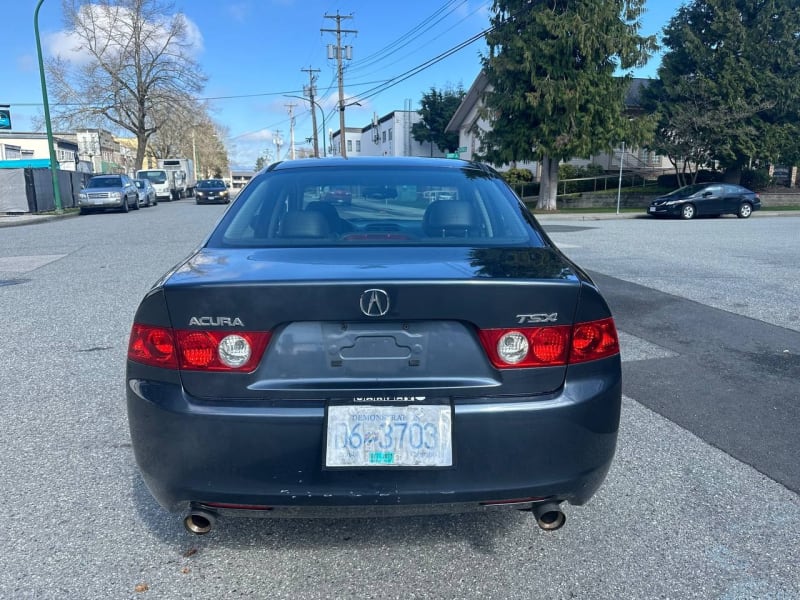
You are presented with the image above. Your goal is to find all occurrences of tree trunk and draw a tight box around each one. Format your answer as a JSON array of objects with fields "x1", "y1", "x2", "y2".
[
  {"x1": 135, "y1": 132, "x2": 148, "y2": 172},
  {"x1": 536, "y1": 156, "x2": 558, "y2": 211}
]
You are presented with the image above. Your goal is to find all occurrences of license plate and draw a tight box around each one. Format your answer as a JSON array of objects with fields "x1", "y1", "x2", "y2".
[
  {"x1": 325, "y1": 405, "x2": 452, "y2": 468},
  {"x1": 649, "y1": 207, "x2": 656, "y2": 212}
]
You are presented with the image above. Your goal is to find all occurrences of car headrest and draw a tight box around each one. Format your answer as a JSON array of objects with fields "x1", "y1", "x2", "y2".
[
  {"x1": 278, "y1": 211, "x2": 331, "y2": 238},
  {"x1": 423, "y1": 200, "x2": 479, "y2": 237}
]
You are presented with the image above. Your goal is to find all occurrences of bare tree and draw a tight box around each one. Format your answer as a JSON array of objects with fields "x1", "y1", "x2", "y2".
[
  {"x1": 148, "y1": 99, "x2": 229, "y2": 177},
  {"x1": 48, "y1": 0, "x2": 206, "y2": 170}
]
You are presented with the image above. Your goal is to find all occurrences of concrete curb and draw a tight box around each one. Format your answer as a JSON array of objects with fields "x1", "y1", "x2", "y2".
[{"x1": 0, "y1": 211, "x2": 81, "y2": 228}]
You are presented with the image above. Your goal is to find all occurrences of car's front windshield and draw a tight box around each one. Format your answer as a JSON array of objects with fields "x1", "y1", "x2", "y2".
[
  {"x1": 207, "y1": 164, "x2": 542, "y2": 249},
  {"x1": 140, "y1": 171, "x2": 166, "y2": 184},
  {"x1": 198, "y1": 180, "x2": 223, "y2": 189}
]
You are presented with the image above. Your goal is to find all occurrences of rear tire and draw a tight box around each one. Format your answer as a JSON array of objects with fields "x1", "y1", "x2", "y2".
[
  {"x1": 680, "y1": 203, "x2": 695, "y2": 220},
  {"x1": 737, "y1": 202, "x2": 753, "y2": 218},
  {"x1": 121, "y1": 197, "x2": 130, "y2": 213},
  {"x1": 132, "y1": 195, "x2": 140, "y2": 210}
]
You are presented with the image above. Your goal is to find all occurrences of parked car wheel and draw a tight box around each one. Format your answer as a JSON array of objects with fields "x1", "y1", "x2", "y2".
[
  {"x1": 737, "y1": 202, "x2": 753, "y2": 218},
  {"x1": 680, "y1": 204, "x2": 695, "y2": 220},
  {"x1": 121, "y1": 197, "x2": 130, "y2": 213},
  {"x1": 79, "y1": 207, "x2": 89, "y2": 215},
  {"x1": 132, "y1": 195, "x2": 140, "y2": 210}
]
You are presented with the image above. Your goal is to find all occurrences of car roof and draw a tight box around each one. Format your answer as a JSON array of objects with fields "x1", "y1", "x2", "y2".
[{"x1": 261, "y1": 156, "x2": 493, "y2": 174}]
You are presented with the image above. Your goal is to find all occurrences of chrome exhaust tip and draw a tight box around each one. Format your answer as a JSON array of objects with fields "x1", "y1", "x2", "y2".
[
  {"x1": 532, "y1": 502, "x2": 566, "y2": 531},
  {"x1": 183, "y1": 509, "x2": 217, "y2": 535}
]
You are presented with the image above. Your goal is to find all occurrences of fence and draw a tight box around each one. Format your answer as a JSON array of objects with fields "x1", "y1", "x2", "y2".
[
  {"x1": 511, "y1": 172, "x2": 661, "y2": 201},
  {"x1": 0, "y1": 167, "x2": 91, "y2": 213}
]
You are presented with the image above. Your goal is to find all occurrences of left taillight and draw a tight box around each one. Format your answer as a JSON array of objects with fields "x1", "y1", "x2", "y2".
[
  {"x1": 128, "y1": 324, "x2": 271, "y2": 372},
  {"x1": 128, "y1": 324, "x2": 179, "y2": 369}
]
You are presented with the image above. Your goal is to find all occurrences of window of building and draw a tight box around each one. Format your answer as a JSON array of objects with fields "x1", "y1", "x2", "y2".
[
  {"x1": 382, "y1": 131, "x2": 387, "y2": 143},
  {"x1": 356, "y1": 140, "x2": 361, "y2": 152},
  {"x1": 388, "y1": 128, "x2": 393, "y2": 141},
  {"x1": 347, "y1": 139, "x2": 352, "y2": 152}
]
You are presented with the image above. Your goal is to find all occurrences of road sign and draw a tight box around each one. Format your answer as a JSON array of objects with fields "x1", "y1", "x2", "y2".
[
  {"x1": 446, "y1": 153, "x2": 459, "y2": 159},
  {"x1": 0, "y1": 106, "x2": 11, "y2": 130}
]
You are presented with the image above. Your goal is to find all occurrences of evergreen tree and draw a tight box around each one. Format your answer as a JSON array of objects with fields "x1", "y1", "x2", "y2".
[
  {"x1": 645, "y1": 0, "x2": 800, "y2": 183},
  {"x1": 412, "y1": 86, "x2": 466, "y2": 154},
  {"x1": 479, "y1": 0, "x2": 655, "y2": 209}
]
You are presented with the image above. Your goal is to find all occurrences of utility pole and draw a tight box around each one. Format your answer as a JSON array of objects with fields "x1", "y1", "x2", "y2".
[
  {"x1": 285, "y1": 103, "x2": 296, "y2": 160},
  {"x1": 322, "y1": 12, "x2": 356, "y2": 158},
  {"x1": 302, "y1": 66, "x2": 321, "y2": 158}
]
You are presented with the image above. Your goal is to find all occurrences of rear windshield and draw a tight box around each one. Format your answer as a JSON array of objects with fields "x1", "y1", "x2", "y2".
[
  {"x1": 87, "y1": 176, "x2": 121, "y2": 188},
  {"x1": 206, "y1": 164, "x2": 543, "y2": 248}
]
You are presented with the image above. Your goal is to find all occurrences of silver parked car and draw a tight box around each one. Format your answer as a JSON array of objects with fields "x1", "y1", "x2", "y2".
[
  {"x1": 78, "y1": 174, "x2": 139, "y2": 214},
  {"x1": 134, "y1": 178, "x2": 157, "y2": 207}
]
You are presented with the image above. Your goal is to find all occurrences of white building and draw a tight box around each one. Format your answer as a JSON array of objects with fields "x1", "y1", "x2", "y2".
[
  {"x1": 329, "y1": 109, "x2": 448, "y2": 159},
  {"x1": 0, "y1": 132, "x2": 79, "y2": 170}
]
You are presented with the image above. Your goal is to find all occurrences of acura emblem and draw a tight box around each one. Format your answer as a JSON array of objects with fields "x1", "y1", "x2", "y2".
[{"x1": 360, "y1": 289, "x2": 390, "y2": 317}]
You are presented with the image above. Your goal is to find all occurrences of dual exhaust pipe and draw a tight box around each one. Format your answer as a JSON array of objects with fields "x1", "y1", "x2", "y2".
[{"x1": 182, "y1": 502, "x2": 565, "y2": 535}]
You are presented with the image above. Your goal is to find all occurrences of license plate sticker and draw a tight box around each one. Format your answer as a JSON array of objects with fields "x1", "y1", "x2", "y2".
[{"x1": 325, "y1": 405, "x2": 452, "y2": 468}]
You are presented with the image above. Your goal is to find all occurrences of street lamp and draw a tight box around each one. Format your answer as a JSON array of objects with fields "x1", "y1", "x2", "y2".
[
  {"x1": 34, "y1": 0, "x2": 62, "y2": 213},
  {"x1": 285, "y1": 95, "x2": 326, "y2": 157}
]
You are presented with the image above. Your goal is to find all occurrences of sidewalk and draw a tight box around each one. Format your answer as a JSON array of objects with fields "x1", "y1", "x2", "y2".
[
  {"x1": 0, "y1": 211, "x2": 80, "y2": 228},
  {"x1": 1, "y1": 208, "x2": 796, "y2": 228}
]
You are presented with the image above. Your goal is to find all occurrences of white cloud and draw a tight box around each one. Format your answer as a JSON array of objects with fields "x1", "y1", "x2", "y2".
[{"x1": 45, "y1": 4, "x2": 203, "y2": 64}]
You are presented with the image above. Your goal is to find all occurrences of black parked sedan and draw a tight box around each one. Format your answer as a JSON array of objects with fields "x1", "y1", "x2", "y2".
[
  {"x1": 195, "y1": 179, "x2": 230, "y2": 204},
  {"x1": 126, "y1": 157, "x2": 621, "y2": 535},
  {"x1": 647, "y1": 182, "x2": 761, "y2": 219}
]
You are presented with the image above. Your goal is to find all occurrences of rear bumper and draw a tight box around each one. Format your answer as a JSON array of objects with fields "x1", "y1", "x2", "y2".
[{"x1": 127, "y1": 360, "x2": 621, "y2": 514}]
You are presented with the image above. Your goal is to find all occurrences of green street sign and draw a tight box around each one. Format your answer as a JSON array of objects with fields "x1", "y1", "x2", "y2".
[{"x1": 446, "y1": 152, "x2": 459, "y2": 159}]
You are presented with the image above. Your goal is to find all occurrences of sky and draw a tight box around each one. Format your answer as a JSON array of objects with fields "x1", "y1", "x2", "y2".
[{"x1": 2, "y1": 0, "x2": 684, "y2": 170}]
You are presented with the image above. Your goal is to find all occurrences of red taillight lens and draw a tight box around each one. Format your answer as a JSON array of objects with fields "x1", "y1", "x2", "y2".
[
  {"x1": 479, "y1": 317, "x2": 619, "y2": 369},
  {"x1": 128, "y1": 324, "x2": 179, "y2": 368},
  {"x1": 175, "y1": 330, "x2": 271, "y2": 372},
  {"x1": 479, "y1": 326, "x2": 571, "y2": 368},
  {"x1": 569, "y1": 318, "x2": 619, "y2": 363},
  {"x1": 128, "y1": 325, "x2": 270, "y2": 372}
]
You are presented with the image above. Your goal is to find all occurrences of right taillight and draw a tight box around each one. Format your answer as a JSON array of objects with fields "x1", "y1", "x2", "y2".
[
  {"x1": 478, "y1": 317, "x2": 619, "y2": 369},
  {"x1": 568, "y1": 317, "x2": 619, "y2": 364}
]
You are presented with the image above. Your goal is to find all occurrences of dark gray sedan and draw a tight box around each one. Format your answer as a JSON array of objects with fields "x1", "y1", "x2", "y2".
[
  {"x1": 195, "y1": 178, "x2": 230, "y2": 204},
  {"x1": 126, "y1": 157, "x2": 622, "y2": 535},
  {"x1": 648, "y1": 182, "x2": 761, "y2": 219}
]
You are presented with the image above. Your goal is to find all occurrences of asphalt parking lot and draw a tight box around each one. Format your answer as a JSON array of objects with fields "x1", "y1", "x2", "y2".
[{"x1": 0, "y1": 203, "x2": 798, "y2": 599}]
